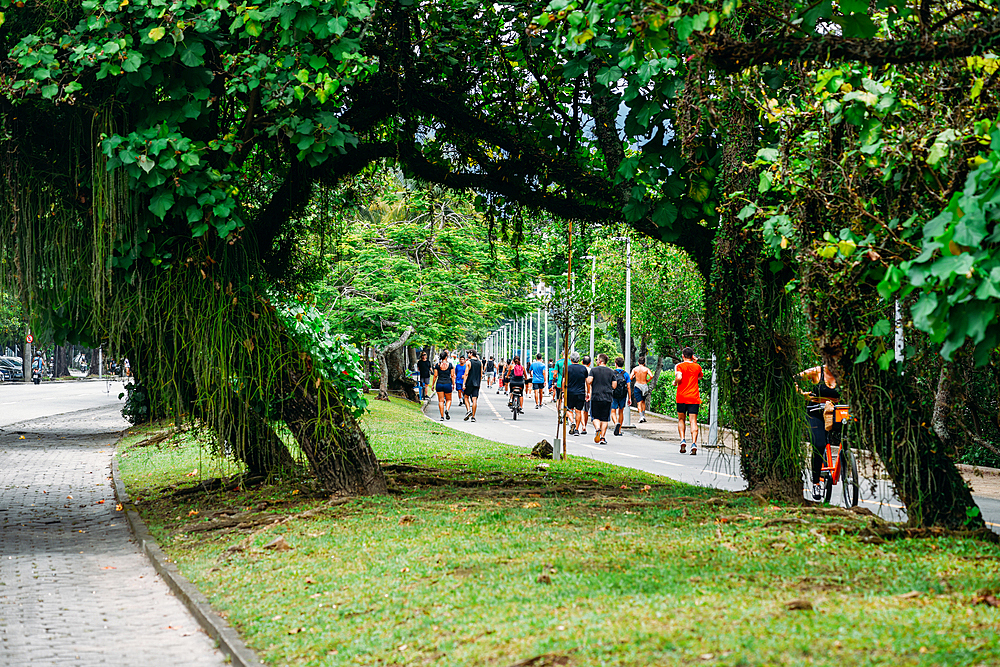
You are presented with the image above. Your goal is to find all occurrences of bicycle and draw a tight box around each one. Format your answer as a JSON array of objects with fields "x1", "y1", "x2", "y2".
[
  {"x1": 508, "y1": 383, "x2": 524, "y2": 420},
  {"x1": 808, "y1": 402, "x2": 860, "y2": 508}
]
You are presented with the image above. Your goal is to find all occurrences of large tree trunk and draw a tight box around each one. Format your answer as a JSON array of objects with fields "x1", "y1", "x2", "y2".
[
  {"x1": 807, "y1": 291, "x2": 983, "y2": 529},
  {"x1": 709, "y1": 96, "x2": 803, "y2": 501},
  {"x1": 53, "y1": 344, "x2": 69, "y2": 378},
  {"x1": 199, "y1": 394, "x2": 298, "y2": 478},
  {"x1": 377, "y1": 326, "x2": 415, "y2": 401},
  {"x1": 277, "y1": 331, "x2": 387, "y2": 495}
]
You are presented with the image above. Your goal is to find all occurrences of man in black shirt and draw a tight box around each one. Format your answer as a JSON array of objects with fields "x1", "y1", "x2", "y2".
[
  {"x1": 416, "y1": 351, "x2": 431, "y2": 400},
  {"x1": 463, "y1": 350, "x2": 483, "y2": 422},
  {"x1": 587, "y1": 353, "x2": 617, "y2": 444},
  {"x1": 566, "y1": 351, "x2": 589, "y2": 436},
  {"x1": 484, "y1": 355, "x2": 496, "y2": 388}
]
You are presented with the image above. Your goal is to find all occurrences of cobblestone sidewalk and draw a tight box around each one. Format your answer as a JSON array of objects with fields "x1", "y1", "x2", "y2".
[{"x1": 0, "y1": 406, "x2": 225, "y2": 666}]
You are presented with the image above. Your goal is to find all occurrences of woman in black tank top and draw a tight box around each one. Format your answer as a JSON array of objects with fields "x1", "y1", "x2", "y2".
[
  {"x1": 799, "y1": 365, "x2": 841, "y2": 500},
  {"x1": 432, "y1": 351, "x2": 455, "y2": 421}
]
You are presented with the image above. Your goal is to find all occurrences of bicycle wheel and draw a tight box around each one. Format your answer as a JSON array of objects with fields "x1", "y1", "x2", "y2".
[
  {"x1": 512, "y1": 404, "x2": 518, "y2": 420},
  {"x1": 822, "y1": 470, "x2": 834, "y2": 505},
  {"x1": 840, "y1": 447, "x2": 860, "y2": 508}
]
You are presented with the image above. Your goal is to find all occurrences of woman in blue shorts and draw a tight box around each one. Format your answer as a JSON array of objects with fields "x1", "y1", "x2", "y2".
[{"x1": 455, "y1": 355, "x2": 467, "y2": 407}]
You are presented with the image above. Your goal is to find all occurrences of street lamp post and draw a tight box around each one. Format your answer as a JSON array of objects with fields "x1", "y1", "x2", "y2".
[
  {"x1": 582, "y1": 255, "x2": 596, "y2": 362},
  {"x1": 612, "y1": 237, "x2": 633, "y2": 428}
]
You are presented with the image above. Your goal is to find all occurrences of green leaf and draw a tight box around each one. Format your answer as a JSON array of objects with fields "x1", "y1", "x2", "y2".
[
  {"x1": 876, "y1": 349, "x2": 895, "y2": 370},
  {"x1": 869, "y1": 319, "x2": 892, "y2": 337},
  {"x1": 148, "y1": 26, "x2": 166, "y2": 42},
  {"x1": 927, "y1": 129, "x2": 958, "y2": 166},
  {"x1": 40, "y1": 83, "x2": 59, "y2": 99},
  {"x1": 854, "y1": 345, "x2": 871, "y2": 364},
  {"x1": 149, "y1": 191, "x2": 175, "y2": 219},
  {"x1": 758, "y1": 171, "x2": 773, "y2": 193},
  {"x1": 737, "y1": 203, "x2": 757, "y2": 221},
  {"x1": 834, "y1": 14, "x2": 878, "y2": 38},
  {"x1": 756, "y1": 147, "x2": 779, "y2": 162}
]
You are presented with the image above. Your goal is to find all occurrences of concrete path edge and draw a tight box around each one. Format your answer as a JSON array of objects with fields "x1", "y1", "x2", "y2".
[{"x1": 110, "y1": 455, "x2": 264, "y2": 667}]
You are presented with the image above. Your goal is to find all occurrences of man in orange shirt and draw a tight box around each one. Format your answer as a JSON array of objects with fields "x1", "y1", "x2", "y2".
[{"x1": 674, "y1": 347, "x2": 703, "y2": 455}]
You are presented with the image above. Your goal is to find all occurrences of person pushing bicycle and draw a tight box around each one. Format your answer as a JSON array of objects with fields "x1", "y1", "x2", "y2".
[{"x1": 796, "y1": 364, "x2": 842, "y2": 500}]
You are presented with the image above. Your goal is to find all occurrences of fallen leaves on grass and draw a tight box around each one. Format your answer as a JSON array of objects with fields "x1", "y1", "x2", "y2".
[
  {"x1": 399, "y1": 514, "x2": 416, "y2": 525},
  {"x1": 185, "y1": 469, "x2": 198, "y2": 477},
  {"x1": 536, "y1": 573, "x2": 552, "y2": 585},
  {"x1": 263, "y1": 536, "x2": 292, "y2": 551},
  {"x1": 898, "y1": 590, "x2": 923, "y2": 600},
  {"x1": 785, "y1": 599, "x2": 814, "y2": 611},
  {"x1": 505, "y1": 653, "x2": 571, "y2": 667},
  {"x1": 973, "y1": 591, "x2": 999, "y2": 607}
]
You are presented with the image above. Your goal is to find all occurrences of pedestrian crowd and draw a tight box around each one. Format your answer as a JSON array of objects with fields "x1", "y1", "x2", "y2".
[{"x1": 415, "y1": 344, "x2": 705, "y2": 454}]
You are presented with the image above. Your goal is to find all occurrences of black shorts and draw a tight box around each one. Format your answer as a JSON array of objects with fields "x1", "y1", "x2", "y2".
[
  {"x1": 436, "y1": 384, "x2": 452, "y2": 394},
  {"x1": 566, "y1": 392, "x2": 586, "y2": 411},
  {"x1": 533, "y1": 382, "x2": 544, "y2": 389},
  {"x1": 555, "y1": 387, "x2": 562, "y2": 399},
  {"x1": 677, "y1": 403, "x2": 700, "y2": 415},
  {"x1": 464, "y1": 385, "x2": 480, "y2": 398},
  {"x1": 591, "y1": 400, "x2": 612, "y2": 423}
]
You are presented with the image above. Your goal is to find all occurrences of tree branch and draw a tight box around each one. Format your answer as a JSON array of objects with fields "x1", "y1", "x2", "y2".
[{"x1": 702, "y1": 18, "x2": 1000, "y2": 72}]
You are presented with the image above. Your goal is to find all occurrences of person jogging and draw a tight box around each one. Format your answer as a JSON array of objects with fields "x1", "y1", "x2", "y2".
[
  {"x1": 463, "y1": 350, "x2": 483, "y2": 422},
  {"x1": 674, "y1": 347, "x2": 703, "y2": 455},
  {"x1": 432, "y1": 351, "x2": 456, "y2": 421},
  {"x1": 455, "y1": 355, "x2": 468, "y2": 407},
  {"x1": 587, "y1": 353, "x2": 617, "y2": 445},
  {"x1": 416, "y1": 351, "x2": 431, "y2": 399},
  {"x1": 579, "y1": 355, "x2": 593, "y2": 435},
  {"x1": 631, "y1": 356, "x2": 652, "y2": 423},
  {"x1": 484, "y1": 356, "x2": 496, "y2": 389},
  {"x1": 565, "y1": 352, "x2": 589, "y2": 436},
  {"x1": 529, "y1": 353, "x2": 547, "y2": 409},
  {"x1": 610, "y1": 356, "x2": 630, "y2": 436}
]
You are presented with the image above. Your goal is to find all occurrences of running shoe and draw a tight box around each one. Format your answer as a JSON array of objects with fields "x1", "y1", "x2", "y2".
[
  {"x1": 680, "y1": 440, "x2": 687, "y2": 454},
  {"x1": 812, "y1": 484, "x2": 822, "y2": 501},
  {"x1": 594, "y1": 432, "x2": 601, "y2": 443},
  {"x1": 471, "y1": 417, "x2": 476, "y2": 422},
  {"x1": 580, "y1": 429, "x2": 587, "y2": 435},
  {"x1": 599, "y1": 438, "x2": 607, "y2": 445},
  {"x1": 569, "y1": 426, "x2": 578, "y2": 435},
  {"x1": 464, "y1": 412, "x2": 471, "y2": 421},
  {"x1": 445, "y1": 411, "x2": 450, "y2": 420},
  {"x1": 614, "y1": 423, "x2": 621, "y2": 437},
  {"x1": 690, "y1": 446, "x2": 697, "y2": 455},
  {"x1": 440, "y1": 417, "x2": 445, "y2": 421},
  {"x1": 639, "y1": 417, "x2": 647, "y2": 423}
]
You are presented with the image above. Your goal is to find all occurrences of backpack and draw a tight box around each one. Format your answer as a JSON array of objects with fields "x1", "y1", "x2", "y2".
[
  {"x1": 612, "y1": 369, "x2": 630, "y2": 399},
  {"x1": 513, "y1": 364, "x2": 524, "y2": 377}
]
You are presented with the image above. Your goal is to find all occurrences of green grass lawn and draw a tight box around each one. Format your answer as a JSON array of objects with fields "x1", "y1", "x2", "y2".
[{"x1": 118, "y1": 398, "x2": 1000, "y2": 667}]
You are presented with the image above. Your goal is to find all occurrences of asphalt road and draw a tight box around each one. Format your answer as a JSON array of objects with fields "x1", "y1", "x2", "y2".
[
  {"x1": 0, "y1": 378, "x2": 127, "y2": 428},
  {"x1": 427, "y1": 383, "x2": 1000, "y2": 531}
]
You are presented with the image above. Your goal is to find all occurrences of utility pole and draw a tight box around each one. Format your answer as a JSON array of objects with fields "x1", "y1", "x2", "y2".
[{"x1": 555, "y1": 220, "x2": 573, "y2": 461}]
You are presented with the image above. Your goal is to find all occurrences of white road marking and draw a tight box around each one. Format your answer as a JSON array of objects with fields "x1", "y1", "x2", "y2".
[
  {"x1": 616, "y1": 452, "x2": 640, "y2": 458},
  {"x1": 654, "y1": 459, "x2": 686, "y2": 467}
]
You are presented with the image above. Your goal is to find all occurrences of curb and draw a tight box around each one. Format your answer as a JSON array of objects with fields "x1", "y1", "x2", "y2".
[{"x1": 111, "y1": 455, "x2": 264, "y2": 667}]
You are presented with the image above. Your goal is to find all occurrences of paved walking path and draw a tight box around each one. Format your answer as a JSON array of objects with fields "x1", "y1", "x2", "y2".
[
  {"x1": 425, "y1": 386, "x2": 1000, "y2": 529},
  {"x1": 0, "y1": 405, "x2": 225, "y2": 666}
]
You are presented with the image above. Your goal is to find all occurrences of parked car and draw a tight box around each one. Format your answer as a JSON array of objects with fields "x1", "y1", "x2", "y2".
[
  {"x1": 0, "y1": 356, "x2": 24, "y2": 380},
  {"x1": 0, "y1": 367, "x2": 10, "y2": 382}
]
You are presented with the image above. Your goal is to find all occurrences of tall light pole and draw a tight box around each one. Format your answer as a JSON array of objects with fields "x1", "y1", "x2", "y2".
[
  {"x1": 582, "y1": 255, "x2": 596, "y2": 362},
  {"x1": 612, "y1": 237, "x2": 632, "y2": 428}
]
